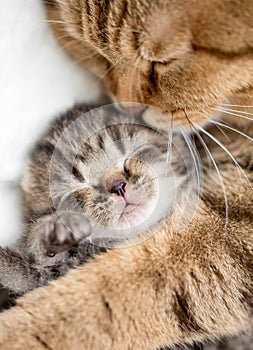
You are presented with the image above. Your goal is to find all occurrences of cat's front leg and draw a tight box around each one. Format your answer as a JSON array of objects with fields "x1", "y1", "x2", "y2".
[{"x1": 0, "y1": 207, "x2": 251, "y2": 350}]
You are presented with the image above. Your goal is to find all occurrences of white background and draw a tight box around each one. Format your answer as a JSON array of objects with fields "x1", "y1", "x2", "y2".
[{"x1": 0, "y1": 0, "x2": 101, "y2": 245}]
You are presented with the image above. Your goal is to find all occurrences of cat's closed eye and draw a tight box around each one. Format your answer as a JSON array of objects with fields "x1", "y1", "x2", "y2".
[{"x1": 48, "y1": 0, "x2": 253, "y2": 129}]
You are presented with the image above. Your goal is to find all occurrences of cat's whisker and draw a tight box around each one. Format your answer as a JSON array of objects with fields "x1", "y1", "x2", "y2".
[
  {"x1": 221, "y1": 108, "x2": 253, "y2": 117},
  {"x1": 54, "y1": 0, "x2": 80, "y2": 9},
  {"x1": 59, "y1": 38, "x2": 79, "y2": 51},
  {"x1": 194, "y1": 131, "x2": 229, "y2": 229},
  {"x1": 183, "y1": 134, "x2": 202, "y2": 197},
  {"x1": 181, "y1": 109, "x2": 202, "y2": 197},
  {"x1": 52, "y1": 29, "x2": 110, "y2": 61},
  {"x1": 221, "y1": 103, "x2": 253, "y2": 108},
  {"x1": 217, "y1": 107, "x2": 253, "y2": 118},
  {"x1": 95, "y1": 57, "x2": 122, "y2": 83},
  {"x1": 42, "y1": 19, "x2": 77, "y2": 26},
  {"x1": 181, "y1": 109, "x2": 228, "y2": 228},
  {"x1": 42, "y1": 19, "x2": 64, "y2": 24},
  {"x1": 73, "y1": 50, "x2": 106, "y2": 66},
  {"x1": 201, "y1": 109, "x2": 231, "y2": 142},
  {"x1": 166, "y1": 114, "x2": 174, "y2": 167},
  {"x1": 45, "y1": 18, "x2": 110, "y2": 59},
  {"x1": 55, "y1": 33, "x2": 77, "y2": 42},
  {"x1": 195, "y1": 124, "x2": 253, "y2": 190},
  {"x1": 215, "y1": 108, "x2": 253, "y2": 121},
  {"x1": 44, "y1": 0, "x2": 81, "y2": 15},
  {"x1": 209, "y1": 120, "x2": 253, "y2": 142}
]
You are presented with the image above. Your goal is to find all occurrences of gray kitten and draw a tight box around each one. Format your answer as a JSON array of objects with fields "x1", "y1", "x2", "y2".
[{"x1": 0, "y1": 104, "x2": 193, "y2": 299}]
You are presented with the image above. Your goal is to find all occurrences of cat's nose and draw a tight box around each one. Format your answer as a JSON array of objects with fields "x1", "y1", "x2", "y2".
[
  {"x1": 110, "y1": 181, "x2": 127, "y2": 197},
  {"x1": 119, "y1": 104, "x2": 147, "y2": 116}
]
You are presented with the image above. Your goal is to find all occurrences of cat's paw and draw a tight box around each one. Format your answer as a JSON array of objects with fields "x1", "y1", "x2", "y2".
[{"x1": 43, "y1": 213, "x2": 92, "y2": 251}]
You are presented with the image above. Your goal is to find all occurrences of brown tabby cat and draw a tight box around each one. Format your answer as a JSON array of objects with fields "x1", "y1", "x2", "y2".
[
  {"x1": 0, "y1": 0, "x2": 252, "y2": 349},
  {"x1": 45, "y1": 0, "x2": 253, "y2": 127}
]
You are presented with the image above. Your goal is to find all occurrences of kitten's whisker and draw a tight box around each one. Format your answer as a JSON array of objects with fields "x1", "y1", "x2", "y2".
[{"x1": 195, "y1": 124, "x2": 252, "y2": 190}]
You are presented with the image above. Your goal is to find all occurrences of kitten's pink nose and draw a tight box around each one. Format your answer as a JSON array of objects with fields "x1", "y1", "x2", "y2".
[{"x1": 110, "y1": 181, "x2": 127, "y2": 197}]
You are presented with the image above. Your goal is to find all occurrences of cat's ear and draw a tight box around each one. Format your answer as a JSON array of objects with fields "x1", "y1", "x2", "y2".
[{"x1": 0, "y1": 247, "x2": 33, "y2": 295}]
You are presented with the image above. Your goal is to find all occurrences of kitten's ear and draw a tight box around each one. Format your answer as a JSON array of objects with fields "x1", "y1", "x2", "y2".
[{"x1": 0, "y1": 247, "x2": 33, "y2": 295}]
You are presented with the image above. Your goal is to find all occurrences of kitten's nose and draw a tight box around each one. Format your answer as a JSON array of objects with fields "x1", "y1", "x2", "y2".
[{"x1": 110, "y1": 181, "x2": 127, "y2": 197}]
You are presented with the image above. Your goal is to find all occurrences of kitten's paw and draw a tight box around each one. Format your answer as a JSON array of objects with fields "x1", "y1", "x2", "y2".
[{"x1": 43, "y1": 213, "x2": 92, "y2": 249}]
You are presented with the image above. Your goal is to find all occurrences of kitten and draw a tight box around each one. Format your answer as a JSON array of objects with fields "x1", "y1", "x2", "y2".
[{"x1": 0, "y1": 104, "x2": 196, "y2": 299}]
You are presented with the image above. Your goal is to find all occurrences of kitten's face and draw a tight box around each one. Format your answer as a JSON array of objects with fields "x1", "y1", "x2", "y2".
[
  {"x1": 49, "y1": 0, "x2": 253, "y2": 128},
  {"x1": 51, "y1": 122, "x2": 183, "y2": 239}
]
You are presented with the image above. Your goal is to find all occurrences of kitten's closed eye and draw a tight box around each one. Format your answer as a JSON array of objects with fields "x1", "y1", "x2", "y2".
[{"x1": 71, "y1": 165, "x2": 85, "y2": 182}]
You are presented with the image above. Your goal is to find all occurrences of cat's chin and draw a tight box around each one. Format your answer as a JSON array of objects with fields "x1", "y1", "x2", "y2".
[{"x1": 141, "y1": 107, "x2": 207, "y2": 131}]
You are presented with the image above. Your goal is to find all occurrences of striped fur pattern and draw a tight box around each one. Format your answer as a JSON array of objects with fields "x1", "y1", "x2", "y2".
[
  {"x1": 45, "y1": 0, "x2": 253, "y2": 127},
  {"x1": 0, "y1": 107, "x2": 252, "y2": 350},
  {"x1": 0, "y1": 104, "x2": 191, "y2": 298},
  {"x1": 0, "y1": 1, "x2": 251, "y2": 349}
]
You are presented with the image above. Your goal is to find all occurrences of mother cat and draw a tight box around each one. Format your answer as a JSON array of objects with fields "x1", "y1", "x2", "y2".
[
  {"x1": 46, "y1": 0, "x2": 253, "y2": 126},
  {"x1": 0, "y1": 1, "x2": 252, "y2": 349}
]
